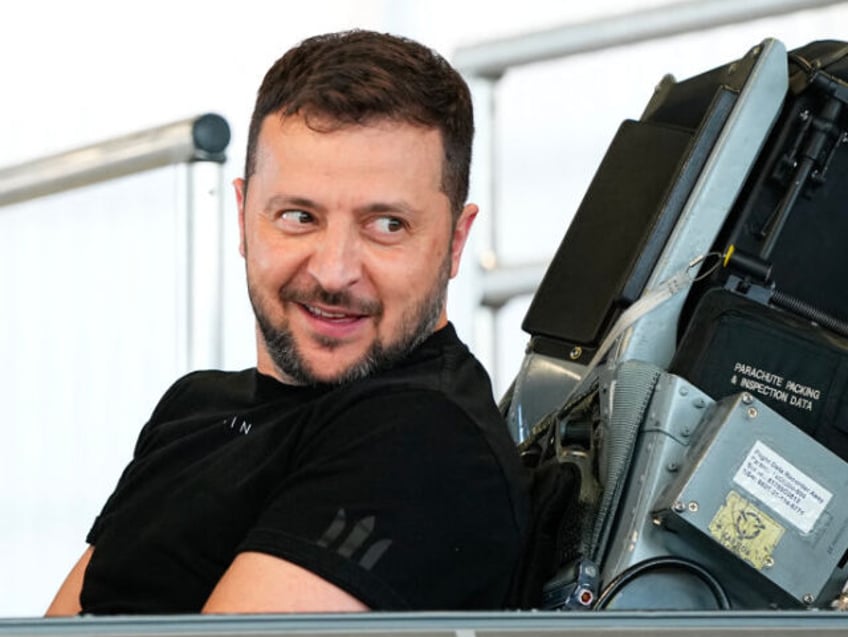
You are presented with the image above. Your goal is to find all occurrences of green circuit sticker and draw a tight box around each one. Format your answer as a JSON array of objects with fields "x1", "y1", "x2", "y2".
[{"x1": 708, "y1": 490, "x2": 784, "y2": 570}]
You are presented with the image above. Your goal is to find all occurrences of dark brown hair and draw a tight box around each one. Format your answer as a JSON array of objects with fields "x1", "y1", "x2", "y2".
[{"x1": 244, "y1": 30, "x2": 474, "y2": 219}]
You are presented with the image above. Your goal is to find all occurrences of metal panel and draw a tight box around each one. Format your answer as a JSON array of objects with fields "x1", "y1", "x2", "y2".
[{"x1": 658, "y1": 394, "x2": 848, "y2": 605}]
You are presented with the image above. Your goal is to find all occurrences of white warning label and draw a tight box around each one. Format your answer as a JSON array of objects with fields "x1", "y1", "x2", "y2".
[
  {"x1": 730, "y1": 362, "x2": 821, "y2": 413},
  {"x1": 733, "y1": 440, "x2": 831, "y2": 534}
]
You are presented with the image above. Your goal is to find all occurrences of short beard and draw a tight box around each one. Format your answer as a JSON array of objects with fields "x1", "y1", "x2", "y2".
[{"x1": 248, "y1": 256, "x2": 450, "y2": 386}]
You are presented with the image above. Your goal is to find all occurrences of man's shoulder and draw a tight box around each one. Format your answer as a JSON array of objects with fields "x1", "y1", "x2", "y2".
[
  {"x1": 151, "y1": 368, "x2": 260, "y2": 417},
  {"x1": 356, "y1": 324, "x2": 494, "y2": 406},
  {"x1": 322, "y1": 326, "x2": 527, "y2": 500}
]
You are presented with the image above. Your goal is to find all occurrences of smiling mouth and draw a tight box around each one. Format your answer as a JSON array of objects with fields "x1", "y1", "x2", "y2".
[{"x1": 303, "y1": 304, "x2": 365, "y2": 321}]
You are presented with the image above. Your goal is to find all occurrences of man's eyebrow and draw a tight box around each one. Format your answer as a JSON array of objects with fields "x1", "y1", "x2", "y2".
[
  {"x1": 263, "y1": 195, "x2": 324, "y2": 213},
  {"x1": 261, "y1": 195, "x2": 421, "y2": 216},
  {"x1": 356, "y1": 200, "x2": 420, "y2": 215}
]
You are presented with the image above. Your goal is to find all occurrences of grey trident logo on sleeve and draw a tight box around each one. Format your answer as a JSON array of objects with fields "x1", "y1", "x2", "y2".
[{"x1": 317, "y1": 509, "x2": 393, "y2": 571}]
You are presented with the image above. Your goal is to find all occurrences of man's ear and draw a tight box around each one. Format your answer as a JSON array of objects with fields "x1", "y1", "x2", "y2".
[
  {"x1": 234, "y1": 178, "x2": 247, "y2": 258},
  {"x1": 449, "y1": 203, "x2": 479, "y2": 279}
]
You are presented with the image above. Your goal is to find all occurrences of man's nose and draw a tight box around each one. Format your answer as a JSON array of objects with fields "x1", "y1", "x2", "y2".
[{"x1": 306, "y1": 223, "x2": 362, "y2": 292}]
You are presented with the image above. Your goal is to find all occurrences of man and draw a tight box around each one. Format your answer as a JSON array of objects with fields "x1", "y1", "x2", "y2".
[{"x1": 46, "y1": 29, "x2": 528, "y2": 615}]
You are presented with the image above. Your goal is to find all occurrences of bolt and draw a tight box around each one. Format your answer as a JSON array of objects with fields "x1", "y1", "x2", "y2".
[
  {"x1": 577, "y1": 587, "x2": 594, "y2": 607},
  {"x1": 673, "y1": 501, "x2": 686, "y2": 513},
  {"x1": 688, "y1": 501, "x2": 699, "y2": 513},
  {"x1": 569, "y1": 347, "x2": 583, "y2": 361},
  {"x1": 741, "y1": 392, "x2": 753, "y2": 405},
  {"x1": 803, "y1": 593, "x2": 815, "y2": 605},
  {"x1": 747, "y1": 406, "x2": 758, "y2": 419}
]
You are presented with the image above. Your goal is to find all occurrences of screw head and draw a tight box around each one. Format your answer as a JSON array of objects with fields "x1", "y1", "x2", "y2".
[
  {"x1": 673, "y1": 501, "x2": 686, "y2": 513},
  {"x1": 688, "y1": 501, "x2": 699, "y2": 513},
  {"x1": 802, "y1": 593, "x2": 815, "y2": 605},
  {"x1": 577, "y1": 588, "x2": 594, "y2": 607},
  {"x1": 747, "y1": 406, "x2": 758, "y2": 419},
  {"x1": 741, "y1": 392, "x2": 754, "y2": 404},
  {"x1": 569, "y1": 346, "x2": 583, "y2": 360}
]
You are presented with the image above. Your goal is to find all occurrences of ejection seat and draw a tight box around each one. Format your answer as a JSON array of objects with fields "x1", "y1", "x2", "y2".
[{"x1": 504, "y1": 38, "x2": 848, "y2": 612}]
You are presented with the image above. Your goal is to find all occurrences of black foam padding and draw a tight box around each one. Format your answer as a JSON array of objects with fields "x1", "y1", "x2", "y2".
[{"x1": 522, "y1": 119, "x2": 694, "y2": 346}]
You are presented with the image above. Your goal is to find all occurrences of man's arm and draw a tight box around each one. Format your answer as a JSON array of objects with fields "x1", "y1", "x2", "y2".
[
  {"x1": 202, "y1": 551, "x2": 368, "y2": 613},
  {"x1": 45, "y1": 546, "x2": 94, "y2": 617}
]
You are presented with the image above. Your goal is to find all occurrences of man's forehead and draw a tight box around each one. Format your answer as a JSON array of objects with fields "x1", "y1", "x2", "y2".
[
  {"x1": 252, "y1": 114, "x2": 446, "y2": 183},
  {"x1": 247, "y1": 114, "x2": 449, "y2": 206}
]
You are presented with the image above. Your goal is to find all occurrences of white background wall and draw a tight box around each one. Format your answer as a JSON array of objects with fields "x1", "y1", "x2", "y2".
[{"x1": 1, "y1": 0, "x2": 846, "y2": 617}]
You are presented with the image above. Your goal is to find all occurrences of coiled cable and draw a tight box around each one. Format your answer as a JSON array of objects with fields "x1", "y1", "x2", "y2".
[{"x1": 594, "y1": 555, "x2": 731, "y2": 611}]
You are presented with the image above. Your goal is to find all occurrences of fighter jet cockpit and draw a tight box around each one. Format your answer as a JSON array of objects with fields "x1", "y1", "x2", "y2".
[{"x1": 505, "y1": 37, "x2": 848, "y2": 612}]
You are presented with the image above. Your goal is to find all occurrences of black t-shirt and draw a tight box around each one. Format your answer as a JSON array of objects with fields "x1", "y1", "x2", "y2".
[{"x1": 81, "y1": 324, "x2": 529, "y2": 613}]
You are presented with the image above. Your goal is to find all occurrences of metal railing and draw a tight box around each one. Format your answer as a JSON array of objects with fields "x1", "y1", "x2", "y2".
[{"x1": 0, "y1": 113, "x2": 231, "y2": 371}]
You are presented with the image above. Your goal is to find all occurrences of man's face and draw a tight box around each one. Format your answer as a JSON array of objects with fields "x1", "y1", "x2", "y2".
[{"x1": 236, "y1": 114, "x2": 477, "y2": 385}]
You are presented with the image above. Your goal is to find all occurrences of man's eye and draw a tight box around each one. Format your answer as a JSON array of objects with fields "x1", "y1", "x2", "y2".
[
  {"x1": 280, "y1": 210, "x2": 314, "y2": 224},
  {"x1": 373, "y1": 216, "x2": 404, "y2": 234}
]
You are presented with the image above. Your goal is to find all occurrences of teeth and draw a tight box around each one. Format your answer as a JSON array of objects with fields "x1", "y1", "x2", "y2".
[{"x1": 306, "y1": 305, "x2": 348, "y2": 319}]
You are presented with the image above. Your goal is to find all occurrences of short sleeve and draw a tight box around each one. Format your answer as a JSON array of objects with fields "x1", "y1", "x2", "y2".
[
  {"x1": 85, "y1": 374, "x2": 196, "y2": 545},
  {"x1": 237, "y1": 388, "x2": 524, "y2": 610}
]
